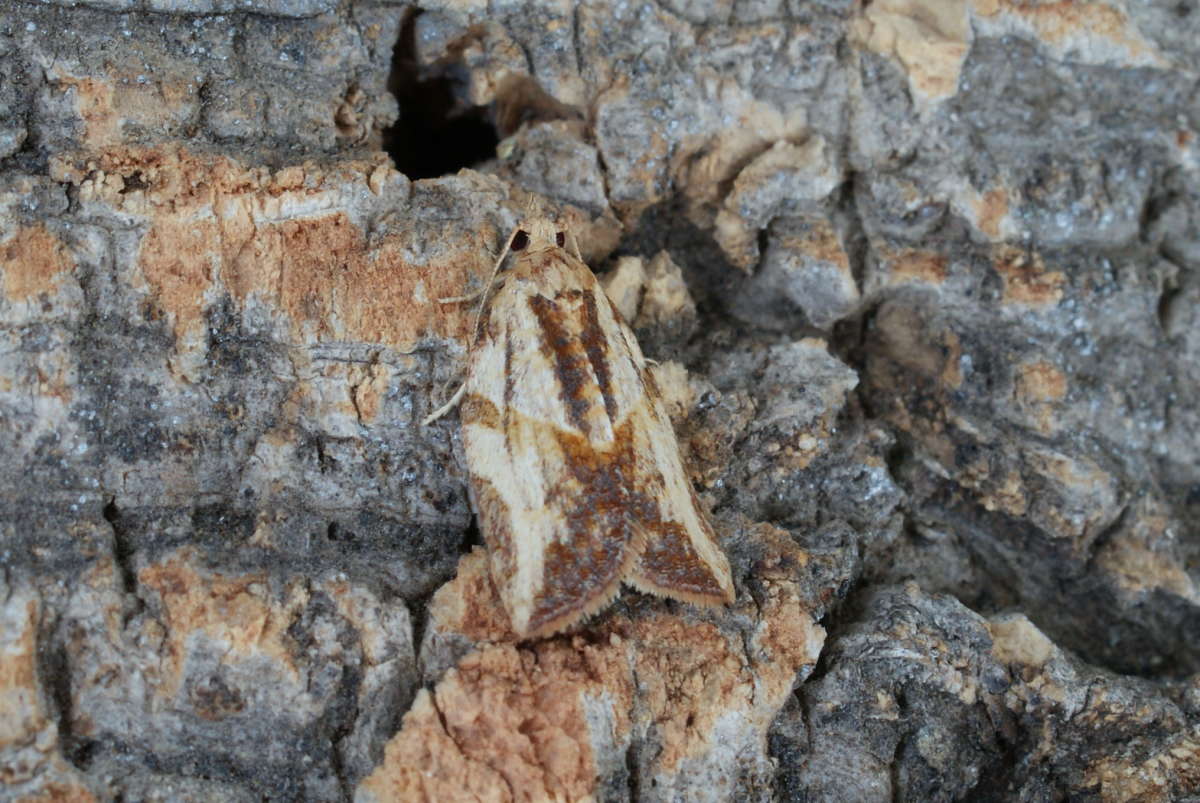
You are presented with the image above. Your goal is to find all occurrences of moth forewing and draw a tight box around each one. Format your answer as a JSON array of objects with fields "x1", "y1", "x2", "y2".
[
  {"x1": 624, "y1": 400, "x2": 736, "y2": 605},
  {"x1": 453, "y1": 216, "x2": 734, "y2": 638}
]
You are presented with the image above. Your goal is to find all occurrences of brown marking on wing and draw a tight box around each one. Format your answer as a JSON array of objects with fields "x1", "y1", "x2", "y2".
[
  {"x1": 460, "y1": 393, "x2": 500, "y2": 430},
  {"x1": 468, "y1": 474, "x2": 518, "y2": 594},
  {"x1": 621, "y1": 399, "x2": 734, "y2": 605},
  {"x1": 579, "y1": 291, "x2": 619, "y2": 423},
  {"x1": 501, "y1": 328, "x2": 516, "y2": 413},
  {"x1": 476, "y1": 285, "x2": 510, "y2": 346},
  {"x1": 524, "y1": 533, "x2": 629, "y2": 638},
  {"x1": 520, "y1": 423, "x2": 645, "y2": 636},
  {"x1": 631, "y1": 500, "x2": 735, "y2": 605},
  {"x1": 528, "y1": 294, "x2": 598, "y2": 436},
  {"x1": 462, "y1": 272, "x2": 734, "y2": 635},
  {"x1": 641, "y1": 359, "x2": 660, "y2": 398}
]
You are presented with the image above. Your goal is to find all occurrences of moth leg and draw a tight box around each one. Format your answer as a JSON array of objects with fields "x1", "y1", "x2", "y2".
[
  {"x1": 567, "y1": 228, "x2": 583, "y2": 261},
  {"x1": 422, "y1": 381, "x2": 467, "y2": 425}
]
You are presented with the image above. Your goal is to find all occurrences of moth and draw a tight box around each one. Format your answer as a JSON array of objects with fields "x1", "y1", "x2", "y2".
[{"x1": 427, "y1": 216, "x2": 734, "y2": 638}]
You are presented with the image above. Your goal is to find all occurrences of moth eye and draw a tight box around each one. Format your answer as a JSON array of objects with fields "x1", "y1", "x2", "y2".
[
  {"x1": 556, "y1": 231, "x2": 566, "y2": 247},
  {"x1": 511, "y1": 230, "x2": 530, "y2": 251}
]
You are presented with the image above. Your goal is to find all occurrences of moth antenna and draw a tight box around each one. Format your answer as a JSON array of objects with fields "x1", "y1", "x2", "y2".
[
  {"x1": 422, "y1": 381, "x2": 467, "y2": 425},
  {"x1": 424, "y1": 226, "x2": 521, "y2": 426},
  {"x1": 468, "y1": 226, "x2": 521, "y2": 347}
]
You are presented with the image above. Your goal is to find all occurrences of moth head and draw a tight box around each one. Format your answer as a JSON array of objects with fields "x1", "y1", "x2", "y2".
[{"x1": 513, "y1": 218, "x2": 567, "y2": 252}]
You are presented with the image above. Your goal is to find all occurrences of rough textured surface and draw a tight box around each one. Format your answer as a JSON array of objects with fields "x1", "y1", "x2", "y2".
[
  {"x1": 2, "y1": 0, "x2": 1199, "y2": 800},
  {"x1": 371, "y1": 522, "x2": 824, "y2": 803}
]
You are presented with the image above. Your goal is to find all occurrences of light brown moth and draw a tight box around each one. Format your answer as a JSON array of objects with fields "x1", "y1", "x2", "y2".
[{"x1": 427, "y1": 216, "x2": 734, "y2": 638}]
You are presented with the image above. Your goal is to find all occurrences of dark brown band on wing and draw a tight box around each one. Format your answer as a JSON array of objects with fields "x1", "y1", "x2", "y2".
[
  {"x1": 526, "y1": 535, "x2": 626, "y2": 635},
  {"x1": 469, "y1": 473, "x2": 515, "y2": 587},
  {"x1": 579, "y1": 291, "x2": 619, "y2": 423},
  {"x1": 460, "y1": 393, "x2": 501, "y2": 430},
  {"x1": 475, "y1": 296, "x2": 501, "y2": 347},
  {"x1": 524, "y1": 421, "x2": 642, "y2": 634},
  {"x1": 465, "y1": 410, "x2": 635, "y2": 637},
  {"x1": 502, "y1": 327, "x2": 516, "y2": 414},
  {"x1": 528, "y1": 293, "x2": 597, "y2": 436},
  {"x1": 634, "y1": 518, "x2": 731, "y2": 601}
]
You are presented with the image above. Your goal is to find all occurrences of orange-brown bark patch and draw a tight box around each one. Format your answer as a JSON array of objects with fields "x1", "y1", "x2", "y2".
[
  {"x1": 973, "y1": 0, "x2": 1154, "y2": 60},
  {"x1": 994, "y1": 247, "x2": 1064, "y2": 306},
  {"x1": 359, "y1": 639, "x2": 628, "y2": 803},
  {"x1": 53, "y1": 73, "x2": 119, "y2": 146},
  {"x1": 349, "y1": 360, "x2": 391, "y2": 423},
  {"x1": 139, "y1": 551, "x2": 308, "y2": 700},
  {"x1": 1015, "y1": 360, "x2": 1067, "y2": 403},
  {"x1": 939, "y1": 330, "x2": 964, "y2": 390},
  {"x1": 1013, "y1": 359, "x2": 1067, "y2": 434},
  {"x1": 426, "y1": 548, "x2": 516, "y2": 643},
  {"x1": 879, "y1": 246, "x2": 948, "y2": 285},
  {"x1": 974, "y1": 187, "x2": 1009, "y2": 240},
  {"x1": 785, "y1": 217, "x2": 850, "y2": 270},
  {"x1": 137, "y1": 216, "x2": 219, "y2": 345},
  {"x1": 0, "y1": 599, "x2": 42, "y2": 753},
  {"x1": 56, "y1": 146, "x2": 484, "y2": 352},
  {"x1": 1081, "y1": 735, "x2": 1200, "y2": 803},
  {"x1": 404, "y1": 527, "x2": 825, "y2": 799},
  {"x1": 22, "y1": 784, "x2": 98, "y2": 803},
  {"x1": 1, "y1": 225, "x2": 75, "y2": 303}
]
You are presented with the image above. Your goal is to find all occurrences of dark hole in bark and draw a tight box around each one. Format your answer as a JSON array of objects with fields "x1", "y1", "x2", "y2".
[{"x1": 383, "y1": 10, "x2": 498, "y2": 179}]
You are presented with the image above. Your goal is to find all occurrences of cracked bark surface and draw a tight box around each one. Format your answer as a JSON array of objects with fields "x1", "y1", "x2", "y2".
[{"x1": 2, "y1": 0, "x2": 1199, "y2": 801}]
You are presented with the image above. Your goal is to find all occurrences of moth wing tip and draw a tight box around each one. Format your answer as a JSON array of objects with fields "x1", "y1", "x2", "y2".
[
  {"x1": 623, "y1": 570, "x2": 736, "y2": 608},
  {"x1": 515, "y1": 576, "x2": 627, "y2": 640}
]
